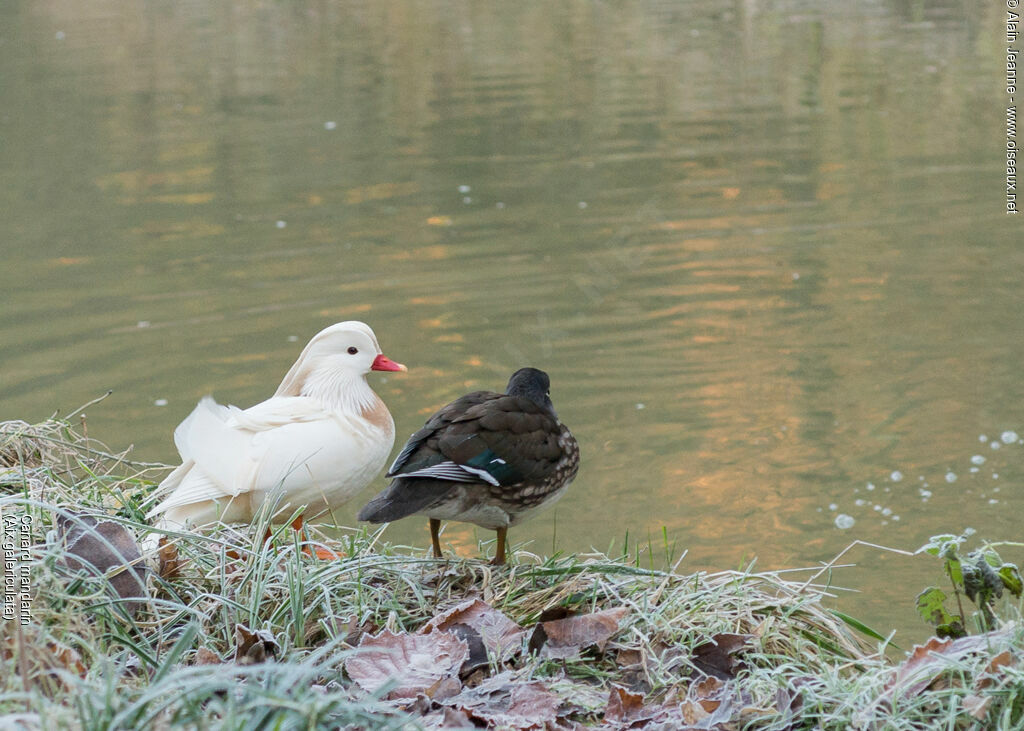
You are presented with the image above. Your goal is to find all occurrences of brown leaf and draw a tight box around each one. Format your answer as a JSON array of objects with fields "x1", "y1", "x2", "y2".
[
  {"x1": 421, "y1": 706, "x2": 475, "y2": 729},
  {"x1": 304, "y1": 615, "x2": 377, "y2": 647},
  {"x1": 976, "y1": 650, "x2": 1016, "y2": 690},
  {"x1": 194, "y1": 647, "x2": 221, "y2": 665},
  {"x1": 442, "y1": 671, "x2": 560, "y2": 729},
  {"x1": 530, "y1": 607, "x2": 629, "y2": 660},
  {"x1": 691, "y1": 633, "x2": 752, "y2": 679},
  {"x1": 424, "y1": 676, "x2": 464, "y2": 702},
  {"x1": 58, "y1": 512, "x2": 148, "y2": 616},
  {"x1": 604, "y1": 685, "x2": 649, "y2": 725},
  {"x1": 157, "y1": 537, "x2": 182, "y2": 580},
  {"x1": 47, "y1": 642, "x2": 87, "y2": 677},
  {"x1": 962, "y1": 693, "x2": 992, "y2": 720},
  {"x1": 234, "y1": 624, "x2": 279, "y2": 665},
  {"x1": 884, "y1": 636, "x2": 969, "y2": 698},
  {"x1": 424, "y1": 598, "x2": 527, "y2": 661},
  {"x1": 616, "y1": 648, "x2": 643, "y2": 667},
  {"x1": 345, "y1": 629, "x2": 468, "y2": 699}
]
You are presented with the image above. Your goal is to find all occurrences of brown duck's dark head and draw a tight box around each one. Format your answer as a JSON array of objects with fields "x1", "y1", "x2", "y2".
[{"x1": 506, "y1": 367, "x2": 556, "y2": 416}]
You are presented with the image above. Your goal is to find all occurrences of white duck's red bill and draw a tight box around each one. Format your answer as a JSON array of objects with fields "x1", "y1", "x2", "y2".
[{"x1": 371, "y1": 354, "x2": 407, "y2": 372}]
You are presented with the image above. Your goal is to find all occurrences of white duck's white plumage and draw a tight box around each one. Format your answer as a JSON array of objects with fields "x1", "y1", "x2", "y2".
[{"x1": 147, "y1": 321, "x2": 404, "y2": 534}]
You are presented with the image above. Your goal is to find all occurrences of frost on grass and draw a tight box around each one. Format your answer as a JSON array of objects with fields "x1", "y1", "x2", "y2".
[{"x1": 3, "y1": 414, "x2": 1024, "y2": 729}]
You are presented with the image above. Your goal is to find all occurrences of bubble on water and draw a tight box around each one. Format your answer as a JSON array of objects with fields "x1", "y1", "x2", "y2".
[
  {"x1": 834, "y1": 514, "x2": 855, "y2": 529},
  {"x1": 324, "y1": 121, "x2": 337, "y2": 130},
  {"x1": 970, "y1": 467, "x2": 979, "y2": 473},
  {"x1": 989, "y1": 499, "x2": 1000, "y2": 505},
  {"x1": 458, "y1": 185, "x2": 471, "y2": 194},
  {"x1": 635, "y1": 403, "x2": 645, "y2": 410},
  {"x1": 964, "y1": 527, "x2": 977, "y2": 536},
  {"x1": 854, "y1": 499, "x2": 866, "y2": 507},
  {"x1": 495, "y1": 202, "x2": 505, "y2": 209},
  {"x1": 55, "y1": 30, "x2": 65, "y2": 40},
  {"x1": 287, "y1": 335, "x2": 298, "y2": 342},
  {"x1": 828, "y1": 503, "x2": 837, "y2": 511},
  {"x1": 919, "y1": 489, "x2": 933, "y2": 498},
  {"x1": 792, "y1": 272, "x2": 800, "y2": 280},
  {"x1": 882, "y1": 507, "x2": 893, "y2": 516},
  {"x1": 873, "y1": 505, "x2": 882, "y2": 512},
  {"x1": 993, "y1": 473, "x2": 999, "y2": 479},
  {"x1": 578, "y1": 201, "x2": 588, "y2": 209},
  {"x1": 889, "y1": 471, "x2": 903, "y2": 482},
  {"x1": 1001, "y1": 430, "x2": 1019, "y2": 444},
  {"x1": 154, "y1": 399, "x2": 168, "y2": 407},
  {"x1": 892, "y1": 515, "x2": 901, "y2": 521},
  {"x1": 137, "y1": 321, "x2": 151, "y2": 329},
  {"x1": 867, "y1": 482, "x2": 876, "y2": 491},
  {"x1": 971, "y1": 455, "x2": 986, "y2": 465},
  {"x1": 276, "y1": 220, "x2": 287, "y2": 229},
  {"x1": 979, "y1": 434, "x2": 989, "y2": 443},
  {"x1": 918, "y1": 475, "x2": 925, "y2": 481},
  {"x1": 993, "y1": 487, "x2": 1001, "y2": 492},
  {"x1": 945, "y1": 472, "x2": 957, "y2": 483},
  {"x1": 991, "y1": 441, "x2": 1002, "y2": 450}
]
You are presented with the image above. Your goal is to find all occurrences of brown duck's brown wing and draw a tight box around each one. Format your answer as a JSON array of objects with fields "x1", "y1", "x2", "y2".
[
  {"x1": 357, "y1": 394, "x2": 571, "y2": 524},
  {"x1": 387, "y1": 395, "x2": 563, "y2": 486},
  {"x1": 385, "y1": 391, "x2": 500, "y2": 477}
]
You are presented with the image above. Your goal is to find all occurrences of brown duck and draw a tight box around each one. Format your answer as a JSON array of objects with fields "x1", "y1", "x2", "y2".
[{"x1": 357, "y1": 367, "x2": 579, "y2": 564}]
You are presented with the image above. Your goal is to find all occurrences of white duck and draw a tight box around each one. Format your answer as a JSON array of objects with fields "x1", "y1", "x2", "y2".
[{"x1": 147, "y1": 321, "x2": 406, "y2": 547}]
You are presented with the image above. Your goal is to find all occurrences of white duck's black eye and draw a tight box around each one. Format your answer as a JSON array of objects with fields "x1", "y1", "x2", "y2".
[{"x1": 347, "y1": 347, "x2": 358, "y2": 355}]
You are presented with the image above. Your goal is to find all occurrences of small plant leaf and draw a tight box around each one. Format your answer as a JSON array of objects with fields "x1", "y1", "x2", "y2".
[
  {"x1": 916, "y1": 587, "x2": 950, "y2": 626},
  {"x1": 918, "y1": 534, "x2": 962, "y2": 557},
  {"x1": 944, "y1": 557, "x2": 963, "y2": 587},
  {"x1": 998, "y1": 564, "x2": 1023, "y2": 597}
]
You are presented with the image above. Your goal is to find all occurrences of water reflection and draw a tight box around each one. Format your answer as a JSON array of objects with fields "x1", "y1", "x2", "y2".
[{"x1": 1, "y1": 0, "x2": 1019, "y2": 638}]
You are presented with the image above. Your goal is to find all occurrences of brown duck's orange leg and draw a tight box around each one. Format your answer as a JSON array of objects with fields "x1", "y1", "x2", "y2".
[
  {"x1": 490, "y1": 527, "x2": 507, "y2": 566},
  {"x1": 429, "y1": 518, "x2": 442, "y2": 558}
]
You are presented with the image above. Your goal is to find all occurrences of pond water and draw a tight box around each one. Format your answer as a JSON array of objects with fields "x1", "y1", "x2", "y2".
[{"x1": 2, "y1": 0, "x2": 1021, "y2": 640}]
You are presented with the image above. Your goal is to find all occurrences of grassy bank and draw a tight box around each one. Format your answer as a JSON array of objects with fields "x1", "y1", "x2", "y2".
[{"x1": 1, "y1": 416, "x2": 1022, "y2": 729}]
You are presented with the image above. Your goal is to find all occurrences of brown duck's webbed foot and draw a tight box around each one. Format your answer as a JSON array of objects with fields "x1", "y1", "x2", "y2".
[
  {"x1": 429, "y1": 518, "x2": 443, "y2": 558},
  {"x1": 489, "y1": 527, "x2": 508, "y2": 566}
]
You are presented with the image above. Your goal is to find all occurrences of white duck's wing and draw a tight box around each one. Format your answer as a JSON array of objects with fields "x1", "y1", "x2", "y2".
[{"x1": 147, "y1": 395, "x2": 332, "y2": 518}]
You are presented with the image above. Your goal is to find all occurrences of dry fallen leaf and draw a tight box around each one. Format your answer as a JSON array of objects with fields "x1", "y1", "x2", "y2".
[
  {"x1": 194, "y1": 647, "x2": 221, "y2": 665},
  {"x1": 529, "y1": 606, "x2": 629, "y2": 660},
  {"x1": 962, "y1": 693, "x2": 993, "y2": 720},
  {"x1": 345, "y1": 629, "x2": 468, "y2": 699},
  {"x1": 157, "y1": 537, "x2": 182, "y2": 580},
  {"x1": 423, "y1": 598, "x2": 527, "y2": 665},
  {"x1": 58, "y1": 512, "x2": 148, "y2": 616},
  {"x1": 691, "y1": 633, "x2": 752, "y2": 679},
  {"x1": 604, "y1": 685, "x2": 650, "y2": 726},
  {"x1": 234, "y1": 624, "x2": 279, "y2": 665},
  {"x1": 976, "y1": 650, "x2": 1016, "y2": 690},
  {"x1": 442, "y1": 671, "x2": 561, "y2": 729}
]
